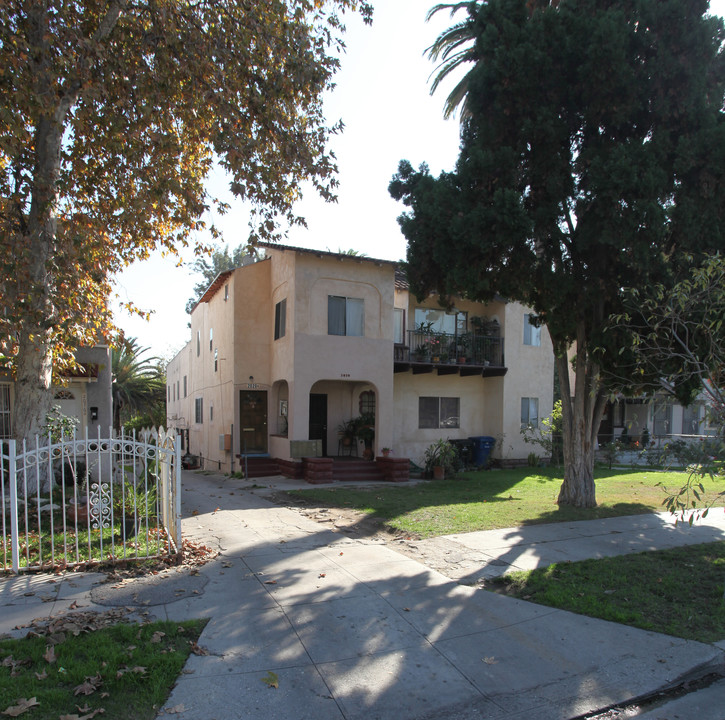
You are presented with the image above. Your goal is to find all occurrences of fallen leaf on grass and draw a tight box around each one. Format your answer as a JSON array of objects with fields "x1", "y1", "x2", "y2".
[
  {"x1": 261, "y1": 671, "x2": 279, "y2": 689},
  {"x1": 34, "y1": 670, "x2": 47, "y2": 680},
  {"x1": 43, "y1": 646, "x2": 56, "y2": 664},
  {"x1": 151, "y1": 631, "x2": 166, "y2": 643},
  {"x1": 73, "y1": 674, "x2": 102, "y2": 696},
  {"x1": 2, "y1": 697, "x2": 40, "y2": 716}
]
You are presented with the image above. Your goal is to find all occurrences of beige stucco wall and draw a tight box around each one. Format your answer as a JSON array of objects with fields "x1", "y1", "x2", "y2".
[
  {"x1": 498, "y1": 302, "x2": 555, "y2": 459},
  {"x1": 166, "y1": 248, "x2": 556, "y2": 471}
]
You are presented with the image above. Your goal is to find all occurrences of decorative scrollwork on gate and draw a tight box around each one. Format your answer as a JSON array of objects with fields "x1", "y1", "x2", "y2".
[{"x1": 88, "y1": 482, "x2": 112, "y2": 530}]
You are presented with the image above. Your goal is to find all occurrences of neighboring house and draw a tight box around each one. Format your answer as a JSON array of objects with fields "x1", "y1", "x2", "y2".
[
  {"x1": 598, "y1": 393, "x2": 718, "y2": 447},
  {"x1": 166, "y1": 244, "x2": 555, "y2": 472},
  {"x1": 0, "y1": 345, "x2": 113, "y2": 439}
]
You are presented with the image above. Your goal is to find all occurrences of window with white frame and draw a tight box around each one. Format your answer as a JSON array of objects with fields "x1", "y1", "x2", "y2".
[
  {"x1": 521, "y1": 397, "x2": 539, "y2": 428},
  {"x1": 419, "y1": 396, "x2": 460, "y2": 429},
  {"x1": 328, "y1": 296, "x2": 364, "y2": 336},
  {"x1": 0, "y1": 384, "x2": 11, "y2": 439},
  {"x1": 652, "y1": 396, "x2": 673, "y2": 436},
  {"x1": 196, "y1": 331, "x2": 200, "y2": 356},
  {"x1": 195, "y1": 397, "x2": 203, "y2": 424},
  {"x1": 523, "y1": 314, "x2": 541, "y2": 346},
  {"x1": 414, "y1": 307, "x2": 466, "y2": 335},
  {"x1": 682, "y1": 403, "x2": 702, "y2": 435},
  {"x1": 209, "y1": 327, "x2": 213, "y2": 351}
]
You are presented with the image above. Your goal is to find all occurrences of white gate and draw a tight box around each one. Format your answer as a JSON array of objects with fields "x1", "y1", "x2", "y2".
[{"x1": 1, "y1": 427, "x2": 182, "y2": 573}]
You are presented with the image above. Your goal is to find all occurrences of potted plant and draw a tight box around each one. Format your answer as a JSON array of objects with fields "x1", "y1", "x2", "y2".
[
  {"x1": 424, "y1": 439, "x2": 459, "y2": 479},
  {"x1": 381, "y1": 447, "x2": 392, "y2": 457},
  {"x1": 356, "y1": 413, "x2": 375, "y2": 459},
  {"x1": 337, "y1": 418, "x2": 358, "y2": 447}
]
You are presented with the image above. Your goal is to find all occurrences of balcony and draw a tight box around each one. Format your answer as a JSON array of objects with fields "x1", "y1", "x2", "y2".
[{"x1": 394, "y1": 330, "x2": 507, "y2": 377}]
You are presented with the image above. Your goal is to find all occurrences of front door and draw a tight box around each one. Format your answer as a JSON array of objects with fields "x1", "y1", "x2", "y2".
[
  {"x1": 239, "y1": 390, "x2": 268, "y2": 453},
  {"x1": 309, "y1": 393, "x2": 328, "y2": 456}
]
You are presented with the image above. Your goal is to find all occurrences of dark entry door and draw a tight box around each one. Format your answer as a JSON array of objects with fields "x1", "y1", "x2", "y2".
[
  {"x1": 239, "y1": 390, "x2": 268, "y2": 453},
  {"x1": 309, "y1": 393, "x2": 328, "y2": 456}
]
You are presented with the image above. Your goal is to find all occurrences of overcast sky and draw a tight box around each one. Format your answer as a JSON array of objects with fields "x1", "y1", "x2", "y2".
[{"x1": 112, "y1": 0, "x2": 725, "y2": 360}]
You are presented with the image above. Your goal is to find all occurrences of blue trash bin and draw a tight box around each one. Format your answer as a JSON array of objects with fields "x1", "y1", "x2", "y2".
[{"x1": 469, "y1": 436, "x2": 496, "y2": 466}]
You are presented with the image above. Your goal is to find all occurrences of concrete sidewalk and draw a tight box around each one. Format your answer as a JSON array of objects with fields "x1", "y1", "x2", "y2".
[{"x1": 2, "y1": 471, "x2": 724, "y2": 719}]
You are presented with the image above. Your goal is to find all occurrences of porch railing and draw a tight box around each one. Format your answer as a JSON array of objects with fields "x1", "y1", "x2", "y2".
[
  {"x1": 1, "y1": 427, "x2": 182, "y2": 573},
  {"x1": 395, "y1": 330, "x2": 504, "y2": 367}
]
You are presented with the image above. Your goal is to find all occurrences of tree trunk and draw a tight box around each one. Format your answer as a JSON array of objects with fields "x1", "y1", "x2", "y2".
[
  {"x1": 554, "y1": 333, "x2": 607, "y2": 508},
  {"x1": 12, "y1": 332, "x2": 54, "y2": 442}
]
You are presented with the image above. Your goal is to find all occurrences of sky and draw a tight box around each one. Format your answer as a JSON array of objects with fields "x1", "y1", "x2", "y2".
[{"x1": 112, "y1": 0, "x2": 725, "y2": 361}]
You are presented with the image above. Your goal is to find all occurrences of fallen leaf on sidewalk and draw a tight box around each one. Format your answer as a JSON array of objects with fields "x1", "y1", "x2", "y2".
[
  {"x1": 2, "y1": 697, "x2": 40, "y2": 716},
  {"x1": 482, "y1": 657, "x2": 498, "y2": 665},
  {"x1": 163, "y1": 704, "x2": 186, "y2": 714},
  {"x1": 264, "y1": 580, "x2": 277, "y2": 585},
  {"x1": 262, "y1": 671, "x2": 279, "y2": 689}
]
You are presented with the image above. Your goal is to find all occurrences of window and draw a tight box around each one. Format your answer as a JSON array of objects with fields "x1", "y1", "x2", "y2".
[
  {"x1": 414, "y1": 308, "x2": 466, "y2": 335},
  {"x1": 176, "y1": 380, "x2": 180, "y2": 399},
  {"x1": 419, "y1": 397, "x2": 460, "y2": 429},
  {"x1": 173, "y1": 384, "x2": 176, "y2": 402},
  {"x1": 521, "y1": 397, "x2": 539, "y2": 428},
  {"x1": 359, "y1": 390, "x2": 376, "y2": 416},
  {"x1": 209, "y1": 327, "x2": 213, "y2": 351},
  {"x1": 0, "y1": 384, "x2": 11, "y2": 439},
  {"x1": 653, "y1": 396, "x2": 673, "y2": 436},
  {"x1": 210, "y1": 404, "x2": 214, "y2": 422},
  {"x1": 195, "y1": 397, "x2": 203, "y2": 424},
  {"x1": 224, "y1": 285, "x2": 229, "y2": 301},
  {"x1": 274, "y1": 299, "x2": 287, "y2": 340},
  {"x1": 394, "y1": 308, "x2": 405, "y2": 344},
  {"x1": 328, "y1": 296, "x2": 364, "y2": 336},
  {"x1": 214, "y1": 348, "x2": 218, "y2": 372},
  {"x1": 682, "y1": 403, "x2": 702, "y2": 435},
  {"x1": 196, "y1": 331, "x2": 200, "y2": 357},
  {"x1": 523, "y1": 314, "x2": 541, "y2": 346},
  {"x1": 183, "y1": 376, "x2": 187, "y2": 398}
]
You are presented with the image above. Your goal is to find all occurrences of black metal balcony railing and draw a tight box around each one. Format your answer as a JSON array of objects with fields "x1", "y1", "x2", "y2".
[{"x1": 394, "y1": 330, "x2": 504, "y2": 368}]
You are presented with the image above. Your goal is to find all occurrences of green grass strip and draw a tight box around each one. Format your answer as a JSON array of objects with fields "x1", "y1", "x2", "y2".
[
  {"x1": 0, "y1": 618, "x2": 206, "y2": 719},
  {"x1": 486, "y1": 542, "x2": 725, "y2": 643}
]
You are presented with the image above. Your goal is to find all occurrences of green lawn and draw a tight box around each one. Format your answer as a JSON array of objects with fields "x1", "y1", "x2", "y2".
[
  {"x1": 290, "y1": 467, "x2": 725, "y2": 538},
  {"x1": 487, "y1": 542, "x2": 725, "y2": 643},
  {"x1": 0, "y1": 619, "x2": 207, "y2": 719}
]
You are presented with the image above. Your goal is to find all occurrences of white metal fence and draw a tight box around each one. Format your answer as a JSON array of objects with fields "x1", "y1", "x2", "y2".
[{"x1": 1, "y1": 427, "x2": 182, "y2": 573}]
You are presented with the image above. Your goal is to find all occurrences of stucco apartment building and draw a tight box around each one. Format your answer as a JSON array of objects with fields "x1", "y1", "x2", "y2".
[{"x1": 165, "y1": 244, "x2": 554, "y2": 473}]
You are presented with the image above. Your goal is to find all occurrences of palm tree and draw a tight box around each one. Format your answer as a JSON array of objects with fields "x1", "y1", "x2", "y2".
[
  {"x1": 427, "y1": 2, "x2": 483, "y2": 119},
  {"x1": 427, "y1": 1, "x2": 553, "y2": 119},
  {"x1": 112, "y1": 338, "x2": 166, "y2": 431}
]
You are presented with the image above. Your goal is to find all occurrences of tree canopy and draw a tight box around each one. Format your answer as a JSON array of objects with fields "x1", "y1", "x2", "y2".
[
  {"x1": 610, "y1": 254, "x2": 725, "y2": 432},
  {"x1": 0, "y1": 0, "x2": 372, "y2": 440},
  {"x1": 390, "y1": 0, "x2": 725, "y2": 506},
  {"x1": 185, "y1": 244, "x2": 257, "y2": 314}
]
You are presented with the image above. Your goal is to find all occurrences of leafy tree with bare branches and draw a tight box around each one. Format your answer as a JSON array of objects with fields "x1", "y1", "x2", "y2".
[{"x1": 0, "y1": 0, "x2": 372, "y2": 440}]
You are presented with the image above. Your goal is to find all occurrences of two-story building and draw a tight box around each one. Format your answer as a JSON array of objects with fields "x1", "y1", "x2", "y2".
[{"x1": 166, "y1": 244, "x2": 555, "y2": 473}]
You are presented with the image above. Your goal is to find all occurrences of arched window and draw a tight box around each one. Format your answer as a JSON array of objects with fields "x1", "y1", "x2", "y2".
[
  {"x1": 54, "y1": 390, "x2": 75, "y2": 400},
  {"x1": 359, "y1": 390, "x2": 376, "y2": 417}
]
